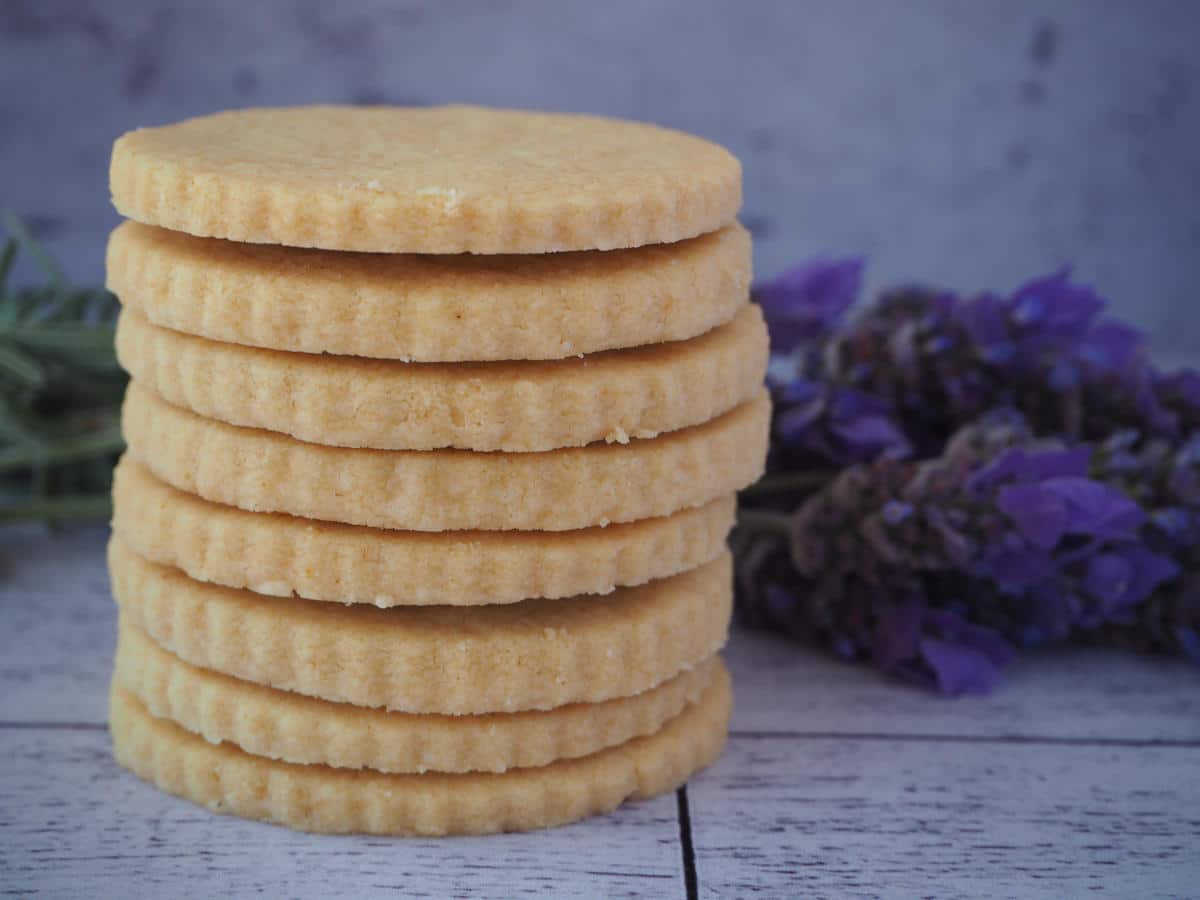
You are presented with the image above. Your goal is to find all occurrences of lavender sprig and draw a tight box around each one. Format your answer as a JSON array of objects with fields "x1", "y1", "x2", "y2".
[
  {"x1": 738, "y1": 414, "x2": 1189, "y2": 693},
  {"x1": 760, "y1": 264, "x2": 1195, "y2": 467},
  {"x1": 740, "y1": 260, "x2": 1200, "y2": 693}
]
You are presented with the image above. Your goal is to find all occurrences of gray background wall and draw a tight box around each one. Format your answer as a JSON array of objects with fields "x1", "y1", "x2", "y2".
[{"x1": 3, "y1": 0, "x2": 1198, "y2": 359}]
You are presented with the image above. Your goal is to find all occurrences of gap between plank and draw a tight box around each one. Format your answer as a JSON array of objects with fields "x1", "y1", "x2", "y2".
[
  {"x1": 675, "y1": 787, "x2": 699, "y2": 900},
  {"x1": 0, "y1": 721, "x2": 108, "y2": 731},
  {"x1": 730, "y1": 729, "x2": 1200, "y2": 748},
  {"x1": 0, "y1": 723, "x2": 1194, "y2": 751}
]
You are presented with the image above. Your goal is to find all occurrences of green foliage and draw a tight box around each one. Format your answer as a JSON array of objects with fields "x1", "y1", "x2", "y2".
[{"x1": 0, "y1": 212, "x2": 126, "y2": 524}]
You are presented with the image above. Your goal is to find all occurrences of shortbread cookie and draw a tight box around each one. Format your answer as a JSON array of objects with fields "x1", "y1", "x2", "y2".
[
  {"x1": 115, "y1": 304, "x2": 768, "y2": 451},
  {"x1": 110, "y1": 106, "x2": 741, "y2": 254},
  {"x1": 107, "y1": 220, "x2": 750, "y2": 362},
  {"x1": 110, "y1": 537, "x2": 732, "y2": 714},
  {"x1": 112, "y1": 459, "x2": 734, "y2": 606},
  {"x1": 115, "y1": 618, "x2": 719, "y2": 774},
  {"x1": 109, "y1": 667, "x2": 732, "y2": 836},
  {"x1": 122, "y1": 383, "x2": 770, "y2": 532}
]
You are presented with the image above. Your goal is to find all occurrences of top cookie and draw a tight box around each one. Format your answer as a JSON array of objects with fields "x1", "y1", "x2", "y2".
[{"x1": 110, "y1": 105, "x2": 742, "y2": 253}]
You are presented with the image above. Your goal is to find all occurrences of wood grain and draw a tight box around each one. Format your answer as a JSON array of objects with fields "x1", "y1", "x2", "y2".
[
  {"x1": 0, "y1": 727, "x2": 687, "y2": 898},
  {"x1": 2, "y1": 523, "x2": 1199, "y2": 897},
  {"x1": 727, "y1": 629, "x2": 1200, "y2": 742},
  {"x1": 690, "y1": 735, "x2": 1200, "y2": 898},
  {"x1": 0, "y1": 525, "x2": 114, "y2": 724}
]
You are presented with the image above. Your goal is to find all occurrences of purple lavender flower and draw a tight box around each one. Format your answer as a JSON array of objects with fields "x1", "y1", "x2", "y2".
[
  {"x1": 754, "y1": 258, "x2": 863, "y2": 355},
  {"x1": 874, "y1": 605, "x2": 1015, "y2": 696},
  {"x1": 1079, "y1": 546, "x2": 1180, "y2": 622},
  {"x1": 772, "y1": 379, "x2": 910, "y2": 467},
  {"x1": 954, "y1": 293, "x2": 1016, "y2": 368},
  {"x1": 1156, "y1": 368, "x2": 1200, "y2": 432},
  {"x1": 1004, "y1": 269, "x2": 1105, "y2": 367},
  {"x1": 989, "y1": 459, "x2": 1145, "y2": 553},
  {"x1": 1075, "y1": 320, "x2": 1144, "y2": 377}
]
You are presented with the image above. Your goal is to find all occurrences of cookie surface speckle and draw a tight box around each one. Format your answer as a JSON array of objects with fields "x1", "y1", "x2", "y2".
[
  {"x1": 115, "y1": 304, "x2": 768, "y2": 451},
  {"x1": 110, "y1": 536, "x2": 733, "y2": 714},
  {"x1": 121, "y1": 382, "x2": 770, "y2": 532},
  {"x1": 112, "y1": 458, "x2": 736, "y2": 606},
  {"x1": 110, "y1": 105, "x2": 742, "y2": 253},
  {"x1": 109, "y1": 666, "x2": 731, "y2": 835},
  {"x1": 106, "y1": 220, "x2": 750, "y2": 361},
  {"x1": 116, "y1": 618, "x2": 719, "y2": 774}
]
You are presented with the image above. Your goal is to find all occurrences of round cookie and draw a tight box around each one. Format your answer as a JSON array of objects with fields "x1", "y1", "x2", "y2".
[
  {"x1": 106, "y1": 220, "x2": 750, "y2": 362},
  {"x1": 115, "y1": 618, "x2": 719, "y2": 774},
  {"x1": 115, "y1": 304, "x2": 768, "y2": 451},
  {"x1": 109, "y1": 667, "x2": 731, "y2": 836},
  {"x1": 121, "y1": 382, "x2": 770, "y2": 532},
  {"x1": 109, "y1": 105, "x2": 742, "y2": 253},
  {"x1": 109, "y1": 537, "x2": 733, "y2": 714},
  {"x1": 112, "y1": 458, "x2": 735, "y2": 606}
]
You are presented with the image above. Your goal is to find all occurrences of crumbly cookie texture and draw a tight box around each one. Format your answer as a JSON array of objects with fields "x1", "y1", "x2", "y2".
[
  {"x1": 121, "y1": 383, "x2": 770, "y2": 532},
  {"x1": 110, "y1": 537, "x2": 733, "y2": 714},
  {"x1": 109, "y1": 668, "x2": 731, "y2": 836},
  {"x1": 115, "y1": 304, "x2": 768, "y2": 452},
  {"x1": 106, "y1": 220, "x2": 750, "y2": 362},
  {"x1": 109, "y1": 106, "x2": 742, "y2": 254},
  {"x1": 115, "y1": 618, "x2": 718, "y2": 775},
  {"x1": 111, "y1": 459, "x2": 735, "y2": 606}
]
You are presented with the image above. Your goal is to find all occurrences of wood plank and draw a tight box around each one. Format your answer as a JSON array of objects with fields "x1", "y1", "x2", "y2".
[
  {"x1": 689, "y1": 734, "x2": 1200, "y2": 898},
  {"x1": 0, "y1": 525, "x2": 114, "y2": 724},
  {"x1": 0, "y1": 726, "x2": 687, "y2": 898},
  {"x1": 3, "y1": 522, "x2": 1199, "y2": 894},
  {"x1": 727, "y1": 630, "x2": 1200, "y2": 743}
]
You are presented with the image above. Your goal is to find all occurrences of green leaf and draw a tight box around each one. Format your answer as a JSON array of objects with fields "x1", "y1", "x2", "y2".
[
  {"x1": 0, "y1": 340, "x2": 46, "y2": 388},
  {"x1": 0, "y1": 239, "x2": 17, "y2": 294},
  {"x1": 0, "y1": 213, "x2": 125, "y2": 526},
  {"x1": 0, "y1": 421, "x2": 124, "y2": 472},
  {"x1": 1, "y1": 209, "x2": 67, "y2": 292},
  {"x1": 0, "y1": 392, "x2": 49, "y2": 450},
  {"x1": 5, "y1": 323, "x2": 118, "y2": 354},
  {"x1": 0, "y1": 492, "x2": 113, "y2": 524}
]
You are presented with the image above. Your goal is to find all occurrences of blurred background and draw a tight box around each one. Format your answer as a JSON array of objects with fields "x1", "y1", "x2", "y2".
[{"x1": 2, "y1": 0, "x2": 1198, "y2": 359}]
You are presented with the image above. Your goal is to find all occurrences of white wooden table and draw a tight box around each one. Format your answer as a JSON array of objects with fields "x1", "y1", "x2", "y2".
[{"x1": 2, "y1": 523, "x2": 1198, "y2": 898}]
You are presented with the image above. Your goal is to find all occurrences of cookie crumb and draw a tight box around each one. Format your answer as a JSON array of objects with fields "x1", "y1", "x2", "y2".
[{"x1": 606, "y1": 427, "x2": 630, "y2": 445}]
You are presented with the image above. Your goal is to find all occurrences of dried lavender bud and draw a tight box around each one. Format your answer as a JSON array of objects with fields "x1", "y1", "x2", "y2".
[
  {"x1": 765, "y1": 267, "x2": 1195, "y2": 465},
  {"x1": 752, "y1": 258, "x2": 862, "y2": 356},
  {"x1": 1088, "y1": 430, "x2": 1200, "y2": 658},
  {"x1": 769, "y1": 378, "x2": 910, "y2": 471}
]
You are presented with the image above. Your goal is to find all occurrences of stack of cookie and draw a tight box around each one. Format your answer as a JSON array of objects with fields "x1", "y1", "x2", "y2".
[{"x1": 104, "y1": 106, "x2": 769, "y2": 835}]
